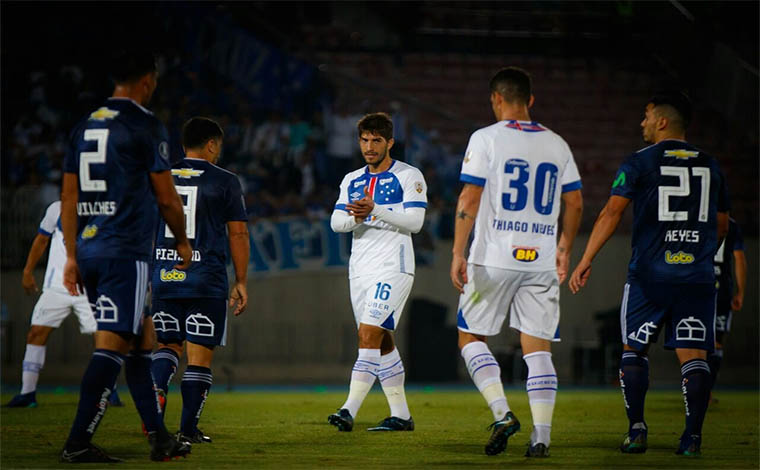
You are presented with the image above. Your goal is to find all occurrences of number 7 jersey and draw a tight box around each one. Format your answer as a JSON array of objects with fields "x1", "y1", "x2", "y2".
[
  {"x1": 460, "y1": 120, "x2": 582, "y2": 272},
  {"x1": 611, "y1": 139, "x2": 729, "y2": 283}
]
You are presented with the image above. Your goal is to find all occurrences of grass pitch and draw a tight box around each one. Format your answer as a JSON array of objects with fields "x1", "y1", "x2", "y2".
[{"x1": 1, "y1": 388, "x2": 757, "y2": 469}]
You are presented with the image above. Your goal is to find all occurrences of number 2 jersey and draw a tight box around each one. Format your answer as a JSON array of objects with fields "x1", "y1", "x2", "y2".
[
  {"x1": 152, "y1": 158, "x2": 247, "y2": 300},
  {"x1": 460, "y1": 120, "x2": 582, "y2": 272},
  {"x1": 63, "y1": 98, "x2": 171, "y2": 262},
  {"x1": 610, "y1": 139, "x2": 730, "y2": 283}
]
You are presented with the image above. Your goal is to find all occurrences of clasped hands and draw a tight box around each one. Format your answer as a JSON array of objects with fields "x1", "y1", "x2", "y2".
[{"x1": 346, "y1": 187, "x2": 375, "y2": 223}]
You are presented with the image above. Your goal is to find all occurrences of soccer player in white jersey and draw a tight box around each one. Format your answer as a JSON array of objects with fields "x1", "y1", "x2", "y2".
[
  {"x1": 450, "y1": 67, "x2": 583, "y2": 457},
  {"x1": 328, "y1": 112, "x2": 427, "y2": 432},
  {"x1": 5, "y1": 201, "x2": 98, "y2": 408}
]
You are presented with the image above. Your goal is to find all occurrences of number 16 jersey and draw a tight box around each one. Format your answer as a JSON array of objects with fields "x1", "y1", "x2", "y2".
[{"x1": 460, "y1": 120, "x2": 581, "y2": 272}]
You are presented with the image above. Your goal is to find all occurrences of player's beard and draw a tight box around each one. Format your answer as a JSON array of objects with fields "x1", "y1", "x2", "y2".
[{"x1": 364, "y1": 148, "x2": 389, "y2": 169}]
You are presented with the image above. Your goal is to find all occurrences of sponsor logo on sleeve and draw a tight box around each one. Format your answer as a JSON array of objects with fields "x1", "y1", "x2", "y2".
[
  {"x1": 415, "y1": 181, "x2": 424, "y2": 193},
  {"x1": 158, "y1": 141, "x2": 170, "y2": 161},
  {"x1": 612, "y1": 172, "x2": 626, "y2": 188}
]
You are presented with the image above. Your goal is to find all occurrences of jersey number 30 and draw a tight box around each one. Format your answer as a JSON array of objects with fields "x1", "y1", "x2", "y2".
[
  {"x1": 658, "y1": 166, "x2": 710, "y2": 222},
  {"x1": 502, "y1": 159, "x2": 558, "y2": 215}
]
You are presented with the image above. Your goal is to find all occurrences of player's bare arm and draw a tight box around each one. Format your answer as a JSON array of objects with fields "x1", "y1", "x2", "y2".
[
  {"x1": 61, "y1": 172, "x2": 83, "y2": 296},
  {"x1": 557, "y1": 189, "x2": 582, "y2": 285},
  {"x1": 22, "y1": 233, "x2": 52, "y2": 294},
  {"x1": 569, "y1": 195, "x2": 629, "y2": 294},
  {"x1": 732, "y1": 247, "x2": 746, "y2": 311},
  {"x1": 228, "y1": 220, "x2": 250, "y2": 316},
  {"x1": 450, "y1": 183, "x2": 483, "y2": 293},
  {"x1": 150, "y1": 170, "x2": 192, "y2": 269}
]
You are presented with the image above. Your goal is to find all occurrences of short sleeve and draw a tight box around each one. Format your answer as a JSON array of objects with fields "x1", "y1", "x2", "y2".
[
  {"x1": 715, "y1": 165, "x2": 730, "y2": 213},
  {"x1": 39, "y1": 201, "x2": 60, "y2": 236},
  {"x1": 147, "y1": 121, "x2": 172, "y2": 173},
  {"x1": 733, "y1": 222, "x2": 745, "y2": 251},
  {"x1": 610, "y1": 154, "x2": 639, "y2": 199},
  {"x1": 560, "y1": 143, "x2": 582, "y2": 193},
  {"x1": 460, "y1": 131, "x2": 489, "y2": 186},
  {"x1": 402, "y1": 168, "x2": 428, "y2": 210},
  {"x1": 334, "y1": 174, "x2": 352, "y2": 212},
  {"x1": 225, "y1": 175, "x2": 248, "y2": 222}
]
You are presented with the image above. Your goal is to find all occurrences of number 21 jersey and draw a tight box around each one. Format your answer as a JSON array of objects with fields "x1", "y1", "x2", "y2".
[
  {"x1": 460, "y1": 120, "x2": 582, "y2": 272},
  {"x1": 610, "y1": 139, "x2": 729, "y2": 283}
]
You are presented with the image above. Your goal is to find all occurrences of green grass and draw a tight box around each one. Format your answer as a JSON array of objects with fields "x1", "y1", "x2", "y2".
[{"x1": 1, "y1": 389, "x2": 758, "y2": 469}]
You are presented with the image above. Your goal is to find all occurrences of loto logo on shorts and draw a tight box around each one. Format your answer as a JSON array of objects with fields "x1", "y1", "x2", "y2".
[
  {"x1": 512, "y1": 247, "x2": 539, "y2": 262},
  {"x1": 81, "y1": 225, "x2": 98, "y2": 239},
  {"x1": 664, "y1": 250, "x2": 695, "y2": 265},
  {"x1": 160, "y1": 268, "x2": 186, "y2": 282}
]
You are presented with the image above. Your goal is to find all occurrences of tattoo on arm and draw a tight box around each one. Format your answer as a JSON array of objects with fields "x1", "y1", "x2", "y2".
[{"x1": 457, "y1": 210, "x2": 474, "y2": 220}]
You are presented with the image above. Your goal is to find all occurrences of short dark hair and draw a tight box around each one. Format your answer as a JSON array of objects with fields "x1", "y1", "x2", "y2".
[
  {"x1": 182, "y1": 117, "x2": 224, "y2": 150},
  {"x1": 490, "y1": 67, "x2": 531, "y2": 105},
  {"x1": 110, "y1": 49, "x2": 157, "y2": 84},
  {"x1": 650, "y1": 91, "x2": 692, "y2": 130},
  {"x1": 357, "y1": 112, "x2": 393, "y2": 141}
]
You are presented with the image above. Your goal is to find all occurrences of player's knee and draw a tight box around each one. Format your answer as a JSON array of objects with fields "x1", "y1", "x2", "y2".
[
  {"x1": 26, "y1": 326, "x2": 51, "y2": 345},
  {"x1": 158, "y1": 342, "x2": 184, "y2": 357},
  {"x1": 458, "y1": 331, "x2": 485, "y2": 350},
  {"x1": 357, "y1": 325, "x2": 383, "y2": 348}
]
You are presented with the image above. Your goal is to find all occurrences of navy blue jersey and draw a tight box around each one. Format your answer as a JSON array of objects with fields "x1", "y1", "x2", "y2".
[
  {"x1": 714, "y1": 218, "x2": 744, "y2": 298},
  {"x1": 152, "y1": 158, "x2": 247, "y2": 299},
  {"x1": 610, "y1": 139, "x2": 730, "y2": 283},
  {"x1": 63, "y1": 98, "x2": 171, "y2": 261}
]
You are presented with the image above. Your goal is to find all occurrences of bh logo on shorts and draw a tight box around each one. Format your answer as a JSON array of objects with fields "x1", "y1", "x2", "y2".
[
  {"x1": 628, "y1": 321, "x2": 657, "y2": 344},
  {"x1": 94, "y1": 295, "x2": 118, "y2": 323},
  {"x1": 152, "y1": 312, "x2": 180, "y2": 333},
  {"x1": 676, "y1": 317, "x2": 706, "y2": 341},
  {"x1": 187, "y1": 314, "x2": 214, "y2": 337}
]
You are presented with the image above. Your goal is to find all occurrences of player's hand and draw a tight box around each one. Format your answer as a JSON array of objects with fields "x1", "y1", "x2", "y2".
[
  {"x1": 22, "y1": 270, "x2": 38, "y2": 295},
  {"x1": 229, "y1": 282, "x2": 248, "y2": 316},
  {"x1": 731, "y1": 293, "x2": 744, "y2": 311},
  {"x1": 174, "y1": 239, "x2": 193, "y2": 270},
  {"x1": 568, "y1": 259, "x2": 592, "y2": 294},
  {"x1": 556, "y1": 251, "x2": 570, "y2": 285},
  {"x1": 450, "y1": 253, "x2": 468, "y2": 294},
  {"x1": 63, "y1": 257, "x2": 83, "y2": 296}
]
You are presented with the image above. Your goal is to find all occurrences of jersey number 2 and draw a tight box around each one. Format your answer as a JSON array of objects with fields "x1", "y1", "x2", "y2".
[{"x1": 79, "y1": 129, "x2": 109, "y2": 192}]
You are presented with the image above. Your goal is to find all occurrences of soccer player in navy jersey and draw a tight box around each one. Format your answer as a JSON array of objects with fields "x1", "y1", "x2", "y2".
[
  {"x1": 709, "y1": 218, "x2": 746, "y2": 402},
  {"x1": 149, "y1": 117, "x2": 249, "y2": 444},
  {"x1": 60, "y1": 50, "x2": 192, "y2": 463},
  {"x1": 569, "y1": 92, "x2": 729, "y2": 456}
]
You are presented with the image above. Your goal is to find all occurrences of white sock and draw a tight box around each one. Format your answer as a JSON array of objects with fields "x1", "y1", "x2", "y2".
[
  {"x1": 524, "y1": 351, "x2": 557, "y2": 446},
  {"x1": 341, "y1": 348, "x2": 380, "y2": 418},
  {"x1": 378, "y1": 348, "x2": 411, "y2": 420},
  {"x1": 21, "y1": 344, "x2": 46, "y2": 394},
  {"x1": 462, "y1": 341, "x2": 509, "y2": 420}
]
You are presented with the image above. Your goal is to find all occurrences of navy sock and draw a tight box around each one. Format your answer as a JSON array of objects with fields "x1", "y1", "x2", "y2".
[
  {"x1": 180, "y1": 366, "x2": 213, "y2": 434},
  {"x1": 707, "y1": 349, "x2": 723, "y2": 392},
  {"x1": 151, "y1": 348, "x2": 179, "y2": 411},
  {"x1": 681, "y1": 359, "x2": 711, "y2": 437},
  {"x1": 126, "y1": 349, "x2": 169, "y2": 440},
  {"x1": 619, "y1": 351, "x2": 649, "y2": 433},
  {"x1": 66, "y1": 349, "x2": 124, "y2": 446}
]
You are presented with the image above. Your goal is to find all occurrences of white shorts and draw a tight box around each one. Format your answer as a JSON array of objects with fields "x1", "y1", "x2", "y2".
[
  {"x1": 350, "y1": 272, "x2": 414, "y2": 331},
  {"x1": 31, "y1": 289, "x2": 97, "y2": 334},
  {"x1": 456, "y1": 264, "x2": 560, "y2": 340}
]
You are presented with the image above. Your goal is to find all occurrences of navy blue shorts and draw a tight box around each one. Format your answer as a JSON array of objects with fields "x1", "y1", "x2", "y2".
[
  {"x1": 79, "y1": 258, "x2": 150, "y2": 335},
  {"x1": 152, "y1": 297, "x2": 228, "y2": 347},
  {"x1": 620, "y1": 280, "x2": 715, "y2": 352}
]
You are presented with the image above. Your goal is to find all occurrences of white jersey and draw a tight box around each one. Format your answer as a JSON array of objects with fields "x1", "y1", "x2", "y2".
[
  {"x1": 38, "y1": 201, "x2": 72, "y2": 294},
  {"x1": 335, "y1": 160, "x2": 428, "y2": 279},
  {"x1": 460, "y1": 120, "x2": 581, "y2": 272}
]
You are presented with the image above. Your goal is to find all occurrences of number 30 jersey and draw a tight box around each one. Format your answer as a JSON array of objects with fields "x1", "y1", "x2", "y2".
[
  {"x1": 152, "y1": 158, "x2": 247, "y2": 300},
  {"x1": 610, "y1": 139, "x2": 729, "y2": 283},
  {"x1": 461, "y1": 120, "x2": 581, "y2": 272},
  {"x1": 63, "y1": 98, "x2": 171, "y2": 262}
]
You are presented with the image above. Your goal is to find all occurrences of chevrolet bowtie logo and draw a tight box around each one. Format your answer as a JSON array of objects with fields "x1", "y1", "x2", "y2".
[
  {"x1": 664, "y1": 149, "x2": 699, "y2": 159},
  {"x1": 172, "y1": 168, "x2": 205, "y2": 179},
  {"x1": 88, "y1": 107, "x2": 120, "y2": 121}
]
